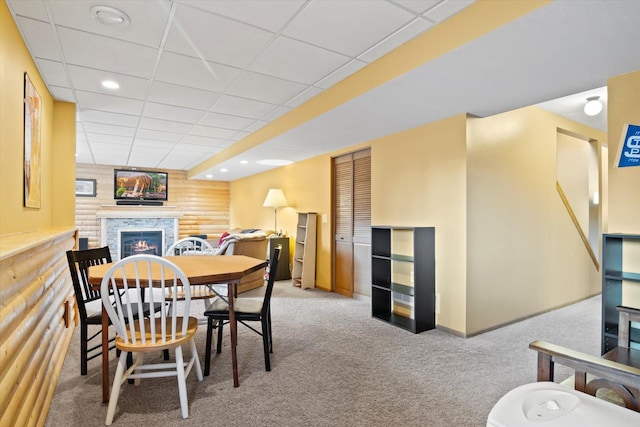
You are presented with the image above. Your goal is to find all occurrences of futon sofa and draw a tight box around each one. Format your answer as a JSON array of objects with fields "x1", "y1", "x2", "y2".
[{"x1": 213, "y1": 229, "x2": 273, "y2": 294}]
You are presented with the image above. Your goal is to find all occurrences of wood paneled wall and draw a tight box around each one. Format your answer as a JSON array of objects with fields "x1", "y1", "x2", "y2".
[
  {"x1": 75, "y1": 164, "x2": 230, "y2": 249},
  {"x1": 0, "y1": 227, "x2": 77, "y2": 427}
]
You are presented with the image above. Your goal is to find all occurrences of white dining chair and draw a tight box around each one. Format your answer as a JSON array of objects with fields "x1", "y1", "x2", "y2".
[
  {"x1": 166, "y1": 237, "x2": 218, "y2": 313},
  {"x1": 100, "y1": 254, "x2": 203, "y2": 425}
]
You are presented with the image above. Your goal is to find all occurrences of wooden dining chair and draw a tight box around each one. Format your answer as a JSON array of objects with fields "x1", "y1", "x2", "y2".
[
  {"x1": 66, "y1": 247, "x2": 168, "y2": 375},
  {"x1": 166, "y1": 237, "x2": 218, "y2": 312},
  {"x1": 101, "y1": 254, "x2": 203, "y2": 425},
  {"x1": 203, "y1": 247, "x2": 281, "y2": 376}
]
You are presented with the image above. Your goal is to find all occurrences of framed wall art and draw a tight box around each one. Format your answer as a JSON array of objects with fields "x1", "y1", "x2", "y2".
[
  {"x1": 24, "y1": 72, "x2": 42, "y2": 208},
  {"x1": 75, "y1": 178, "x2": 97, "y2": 197}
]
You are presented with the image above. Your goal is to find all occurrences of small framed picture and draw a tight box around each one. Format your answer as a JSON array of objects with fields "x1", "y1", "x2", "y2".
[{"x1": 75, "y1": 178, "x2": 96, "y2": 197}]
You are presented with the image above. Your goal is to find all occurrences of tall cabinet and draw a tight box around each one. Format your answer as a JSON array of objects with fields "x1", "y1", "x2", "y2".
[
  {"x1": 371, "y1": 226, "x2": 435, "y2": 333},
  {"x1": 292, "y1": 212, "x2": 317, "y2": 289},
  {"x1": 601, "y1": 233, "x2": 640, "y2": 353}
]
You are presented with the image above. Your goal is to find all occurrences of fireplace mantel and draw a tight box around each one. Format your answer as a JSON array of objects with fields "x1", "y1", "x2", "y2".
[{"x1": 97, "y1": 205, "x2": 183, "y2": 219}]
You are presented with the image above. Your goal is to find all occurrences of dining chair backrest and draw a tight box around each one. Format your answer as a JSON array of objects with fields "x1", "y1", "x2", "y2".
[
  {"x1": 167, "y1": 237, "x2": 214, "y2": 256},
  {"x1": 261, "y1": 246, "x2": 281, "y2": 317},
  {"x1": 101, "y1": 254, "x2": 191, "y2": 345},
  {"x1": 66, "y1": 246, "x2": 113, "y2": 319}
]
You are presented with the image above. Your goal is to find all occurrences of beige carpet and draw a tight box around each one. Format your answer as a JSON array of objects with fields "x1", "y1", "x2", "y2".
[{"x1": 45, "y1": 283, "x2": 603, "y2": 427}]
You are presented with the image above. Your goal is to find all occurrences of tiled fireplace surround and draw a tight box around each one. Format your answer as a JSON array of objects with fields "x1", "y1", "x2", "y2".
[{"x1": 97, "y1": 207, "x2": 183, "y2": 261}]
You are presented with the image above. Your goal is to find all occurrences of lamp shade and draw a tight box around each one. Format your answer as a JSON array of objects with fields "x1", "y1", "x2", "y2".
[{"x1": 263, "y1": 189, "x2": 288, "y2": 208}]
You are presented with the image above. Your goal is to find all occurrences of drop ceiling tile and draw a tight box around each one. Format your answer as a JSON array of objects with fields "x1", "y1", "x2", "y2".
[
  {"x1": 75, "y1": 152, "x2": 95, "y2": 164},
  {"x1": 155, "y1": 52, "x2": 242, "y2": 93},
  {"x1": 262, "y1": 106, "x2": 290, "y2": 122},
  {"x1": 423, "y1": 0, "x2": 474, "y2": 22},
  {"x1": 283, "y1": 1, "x2": 415, "y2": 57},
  {"x1": 75, "y1": 91, "x2": 144, "y2": 115},
  {"x1": 135, "y1": 129, "x2": 183, "y2": 142},
  {"x1": 314, "y1": 59, "x2": 367, "y2": 89},
  {"x1": 57, "y1": 27, "x2": 158, "y2": 78},
  {"x1": 284, "y1": 85, "x2": 323, "y2": 108},
  {"x1": 49, "y1": 0, "x2": 170, "y2": 47},
  {"x1": 226, "y1": 70, "x2": 307, "y2": 104},
  {"x1": 139, "y1": 117, "x2": 194, "y2": 134},
  {"x1": 147, "y1": 81, "x2": 221, "y2": 110},
  {"x1": 181, "y1": 134, "x2": 230, "y2": 146},
  {"x1": 391, "y1": 0, "x2": 442, "y2": 14},
  {"x1": 250, "y1": 37, "x2": 350, "y2": 84},
  {"x1": 198, "y1": 112, "x2": 255, "y2": 130},
  {"x1": 49, "y1": 86, "x2": 75, "y2": 102},
  {"x1": 358, "y1": 18, "x2": 433, "y2": 63},
  {"x1": 7, "y1": 0, "x2": 49, "y2": 21},
  {"x1": 128, "y1": 146, "x2": 171, "y2": 167},
  {"x1": 86, "y1": 133, "x2": 133, "y2": 145},
  {"x1": 83, "y1": 122, "x2": 136, "y2": 137},
  {"x1": 174, "y1": 143, "x2": 221, "y2": 153},
  {"x1": 34, "y1": 59, "x2": 68, "y2": 87},
  {"x1": 210, "y1": 95, "x2": 278, "y2": 120},
  {"x1": 165, "y1": 4, "x2": 274, "y2": 69},
  {"x1": 15, "y1": 17, "x2": 61, "y2": 61},
  {"x1": 231, "y1": 131, "x2": 251, "y2": 141},
  {"x1": 68, "y1": 65, "x2": 149, "y2": 99},
  {"x1": 189, "y1": 125, "x2": 238, "y2": 139},
  {"x1": 78, "y1": 109, "x2": 139, "y2": 127},
  {"x1": 244, "y1": 120, "x2": 268, "y2": 133},
  {"x1": 91, "y1": 148, "x2": 129, "y2": 165},
  {"x1": 143, "y1": 102, "x2": 206, "y2": 123},
  {"x1": 181, "y1": 0, "x2": 304, "y2": 32},
  {"x1": 133, "y1": 139, "x2": 177, "y2": 149}
]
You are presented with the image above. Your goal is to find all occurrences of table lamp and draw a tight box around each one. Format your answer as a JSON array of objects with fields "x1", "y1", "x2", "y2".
[{"x1": 263, "y1": 189, "x2": 288, "y2": 234}]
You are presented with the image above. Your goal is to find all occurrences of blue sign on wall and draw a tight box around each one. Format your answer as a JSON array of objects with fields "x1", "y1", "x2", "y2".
[{"x1": 616, "y1": 124, "x2": 640, "y2": 168}]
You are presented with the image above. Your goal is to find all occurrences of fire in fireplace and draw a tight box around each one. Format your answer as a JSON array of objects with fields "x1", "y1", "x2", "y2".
[{"x1": 120, "y1": 230, "x2": 164, "y2": 259}]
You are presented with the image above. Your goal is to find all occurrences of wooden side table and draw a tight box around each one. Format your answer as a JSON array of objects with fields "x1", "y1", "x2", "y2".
[{"x1": 268, "y1": 236, "x2": 290, "y2": 280}]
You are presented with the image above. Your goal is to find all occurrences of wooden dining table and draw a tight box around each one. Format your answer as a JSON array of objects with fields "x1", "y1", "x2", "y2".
[{"x1": 88, "y1": 254, "x2": 267, "y2": 403}]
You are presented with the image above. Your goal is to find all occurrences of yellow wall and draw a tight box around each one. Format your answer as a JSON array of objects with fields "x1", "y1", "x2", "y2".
[
  {"x1": 466, "y1": 107, "x2": 605, "y2": 334},
  {"x1": 0, "y1": 1, "x2": 75, "y2": 235},
  {"x1": 607, "y1": 70, "x2": 640, "y2": 234},
  {"x1": 230, "y1": 152, "x2": 358, "y2": 292},
  {"x1": 371, "y1": 114, "x2": 468, "y2": 333}
]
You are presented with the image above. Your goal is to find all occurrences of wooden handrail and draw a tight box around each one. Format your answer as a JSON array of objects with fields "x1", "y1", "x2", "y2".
[{"x1": 529, "y1": 340, "x2": 640, "y2": 391}]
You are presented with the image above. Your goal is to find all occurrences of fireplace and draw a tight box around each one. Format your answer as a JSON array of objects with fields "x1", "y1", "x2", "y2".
[
  {"x1": 97, "y1": 206, "x2": 183, "y2": 261},
  {"x1": 119, "y1": 229, "x2": 164, "y2": 259}
]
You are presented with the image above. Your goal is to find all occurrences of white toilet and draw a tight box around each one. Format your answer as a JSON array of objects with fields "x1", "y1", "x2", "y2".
[{"x1": 487, "y1": 382, "x2": 640, "y2": 426}]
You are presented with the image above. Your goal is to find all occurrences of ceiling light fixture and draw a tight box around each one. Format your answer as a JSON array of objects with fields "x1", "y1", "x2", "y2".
[
  {"x1": 91, "y1": 5, "x2": 130, "y2": 27},
  {"x1": 240, "y1": 160, "x2": 248, "y2": 164},
  {"x1": 101, "y1": 80, "x2": 119, "y2": 90},
  {"x1": 584, "y1": 96, "x2": 603, "y2": 116},
  {"x1": 220, "y1": 168, "x2": 228, "y2": 173},
  {"x1": 206, "y1": 174, "x2": 213, "y2": 179}
]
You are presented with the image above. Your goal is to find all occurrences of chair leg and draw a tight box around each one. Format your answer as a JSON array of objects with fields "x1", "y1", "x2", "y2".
[
  {"x1": 189, "y1": 338, "x2": 203, "y2": 381},
  {"x1": 204, "y1": 317, "x2": 214, "y2": 376},
  {"x1": 175, "y1": 346, "x2": 189, "y2": 419},
  {"x1": 261, "y1": 318, "x2": 271, "y2": 371},
  {"x1": 267, "y1": 310, "x2": 273, "y2": 353},
  {"x1": 80, "y1": 322, "x2": 88, "y2": 375},
  {"x1": 105, "y1": 351, "x2": 128, "y2": 426},
  {"x1": 216, "y1": 320, "x2": 224, "y2": 354}
]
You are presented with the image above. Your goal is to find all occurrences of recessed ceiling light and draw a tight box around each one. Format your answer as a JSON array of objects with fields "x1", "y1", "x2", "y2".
[
  {"x1": 220, "y1": 168, "x2": 228, "y2": 173},
  {"x1": 206, "y1": 174, "x2": 213, "y2": 179},
  {"x1": 257, "y1": 159, "x2": 292, "y2": 166},
  {"x1": 240, "y1": 160, "x2": 248, "y2": 164},
  {"x1": 91, "y1": 5, "x2": 130, "y2": 27},
  {"x1": 101, "y1": 80, "x2": 119, "y2": 90}
]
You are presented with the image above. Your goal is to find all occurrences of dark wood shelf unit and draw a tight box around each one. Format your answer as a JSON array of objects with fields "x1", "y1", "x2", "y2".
[
  {"x1": 371, "y1": 226, "x2": 435, "y2": 334},
  {"x1": 601, "y1": 233, "x2": 640, "y2": 354}
]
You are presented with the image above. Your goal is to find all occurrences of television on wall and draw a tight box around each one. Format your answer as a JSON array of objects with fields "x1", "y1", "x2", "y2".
[{"x1": 114, "y1": 169, "x2": 168, "y2": 202}]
